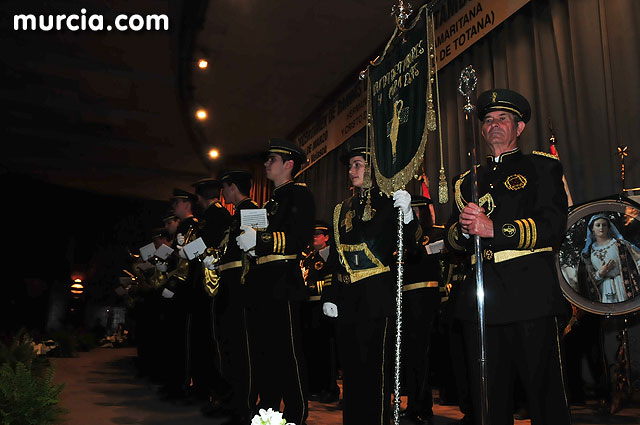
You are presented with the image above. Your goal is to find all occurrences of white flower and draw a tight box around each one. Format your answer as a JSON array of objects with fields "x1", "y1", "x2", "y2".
[{"x1": 250, "y1": 408, "x2": 289, "y2": 425}]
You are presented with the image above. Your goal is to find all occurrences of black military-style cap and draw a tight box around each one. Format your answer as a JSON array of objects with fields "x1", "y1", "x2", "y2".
[
  {"x1": 476, "y1": 88, "x2": 531, "y2": 123},
  {"x1": 151, "y1": 227, "x2": 169, "y2": 240},
  {"x1": 218, "y1": 170, "x2": 252, "y2": 186},
  {"x1": 191, "y1": 178, "x2": 221, "y2": 196},
  {"x1": 161, "y1": 211, "x2": 178, "y2": 222},
  {"x1": 314, "y1": 220, "x2": 330, "y2": 235},
  {"x1": 171, "y1": 188, "x2": 196, "y2": 202},
  {"x1": 192, "y1": 178, "x2": 220, "y2": 189},
  {"x1": 411, "y1": 195, "x2": 432, "y2": 207},
  {"x1": 264, "y1": 138, "x2": 307, "y2": 165},
  {"x1": 339, "y1": 132, "x2": 369, "y2": 165}
]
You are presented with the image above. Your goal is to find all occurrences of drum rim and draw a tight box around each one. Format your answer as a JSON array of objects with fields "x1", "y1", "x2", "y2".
[{"x1": 556, "y1": 197, "x2": 640, "y2": 316}]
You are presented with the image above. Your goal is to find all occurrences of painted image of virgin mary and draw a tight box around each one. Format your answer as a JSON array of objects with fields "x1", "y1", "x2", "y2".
[{"x1": 578, "y1": 214, "x2": 640, "y2": 303}]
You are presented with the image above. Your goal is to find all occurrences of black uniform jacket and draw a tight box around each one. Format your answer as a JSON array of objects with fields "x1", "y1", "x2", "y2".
[
  {"x1": 302, "y1": 247, "x2": 334, "y2": 300},
  {"x1": 199, "y1": 201, "x2": 232, "y2": 251},
  {"x1": 221, "y1": 198, "x2": 259, "y2": 267},
  {"x1": 250, "y1": 181, "x2": 315, "y2": 302},
  {"x1": 323, "y1": 189, "x2": 420, "y2": 322},
  {"x1": 445, "y1": 149, "x2": 568, "y2": 324}
]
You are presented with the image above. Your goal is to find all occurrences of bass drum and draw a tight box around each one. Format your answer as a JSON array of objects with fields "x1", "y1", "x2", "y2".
[{"x1": 556, "y1": 196, "x2": 640, "y2": 316}]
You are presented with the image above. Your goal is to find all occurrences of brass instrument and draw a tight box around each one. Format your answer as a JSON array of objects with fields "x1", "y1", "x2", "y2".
[
  {"x1": 173, "y1": 225, "x2": 197, "y2": 282},
  {"x1": 203, "y1": 247, "x2": 222, "y2": 297}
]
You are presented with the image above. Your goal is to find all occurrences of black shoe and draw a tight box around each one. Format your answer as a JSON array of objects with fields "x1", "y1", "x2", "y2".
[
  {"x1": 405, "y1": 411, "x2": 434, "y2": 425},
  {"x1": 319, "y1": 389, "x2": 339, "y2": 403},
  {"x1": 451, "y1": 414, "x2": 472, "y2": 425},
  {"x1": 201, "y1": 399, "x2": 232, "y2": 418},
  {"x1": 513, "y1": 407, "x2": 529, "y2": 420},
  {"x1": 220, "y1": 415, "x2": 249, "y2": 425},
  {"x1": 308, "y1": 392, "x2": 322, "y2": 402}
]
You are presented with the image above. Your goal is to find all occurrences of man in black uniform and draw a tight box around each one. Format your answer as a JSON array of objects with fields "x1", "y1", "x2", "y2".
[
  {"x1": 215, "y1": 170, "x2": 259, "y2": 424},
  {"x1": 162, "y1": 212, "x2": 180, "y2": 242},
  {"x1": 301, "y1": 220, "x2": 339, "y2": 404},
  {"x1": 235, "y1": 139, "x2": 314, "y2": 425},
  {"x1": 321, "y1": 137, "x2": 418, "y2": 425},
  {"x1": 190, "y1": 178, "x2": 233, "y2": 407},
  {"x1": 161, "y1": 188, "x2": 200, "y2": 399},
  {"x1": 401, "y1": 195, "x2": 442, "y2": 425},
  {"x1": 446, "y1": 89, "x2": 571, "y2": 425}
]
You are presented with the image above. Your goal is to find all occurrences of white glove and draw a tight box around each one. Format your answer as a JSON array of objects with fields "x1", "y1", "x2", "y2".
[
  {"x1": 161, "y1": 288, "x2": 175, "y2": 299},
  {"x1": 393, "y1": 190, "x2": 414, "y2": 224},
  {"x1": 176, "y1": 233, "x2": 185, "y2": 246},
  {"x1": 322, "y1": 302, "x2": 338, "y2": 318},
  {"x1": 155, "y1": 262, "x2": 167, "y2": 273},
  {"x1": 236, "y1": 225, "x2": 257, "y2": 252},
  {"x1": 177, "y1": 245, "x2": 187, "y2": 259},
  {"x1": 203, "y1": 255, "x2": 217, "y2": 270}
]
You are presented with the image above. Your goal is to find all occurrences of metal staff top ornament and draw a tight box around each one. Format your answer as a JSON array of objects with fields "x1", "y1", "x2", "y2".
[{"x1": 458, "y1": 65, "x2": 477, "y2": 113}]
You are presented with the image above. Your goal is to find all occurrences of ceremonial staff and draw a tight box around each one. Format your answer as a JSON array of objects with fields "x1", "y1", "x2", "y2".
[{"x1": 457, "y1": 66, "x2": 489, "y2": 425}]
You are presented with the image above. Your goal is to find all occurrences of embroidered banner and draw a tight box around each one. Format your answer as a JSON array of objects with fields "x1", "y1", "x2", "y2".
[{"x1": 368, "y1": 7, "x2": 429, "y2": 196}]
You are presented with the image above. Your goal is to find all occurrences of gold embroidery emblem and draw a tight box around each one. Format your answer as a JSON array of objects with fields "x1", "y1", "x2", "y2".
[
  {"x1": 504, "y1": 174, "x2": 527, "y2": 191},
  {"x1": 314, "y1": 261, "x2": 324, "y2": 270},
  {"x1": 484, "y1": 249, "x2": 493, "y2": 260},
  {"x1": 261, "y1": 233, "x2": 272, "y2": 242},
  {"x1": 341, "y1": 210, "x2": 355, "y2": 232},
  {"x1": 502, "y1": 223, "x2": 516, "y2": 237},
  {"x1": 386, "y1": 99, "x2": 409, "y2": 162},
  {"x1": 491, "y1": 91, "x2": 497, "y2": 103}
]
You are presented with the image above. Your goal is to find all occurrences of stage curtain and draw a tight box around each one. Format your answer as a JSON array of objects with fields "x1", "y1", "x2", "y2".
[{"x1": 425, "y1": 0, "x2": 640, "y2": 220}]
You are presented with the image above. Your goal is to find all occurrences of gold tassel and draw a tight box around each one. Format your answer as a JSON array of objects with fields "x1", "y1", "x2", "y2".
[
  {"x1": 430, "y1": 12, "x2": 448, "y2": 204},
  {"x1": 438, "y1": 167, "x2": 448, "y2": 204},
  {"x1": 362, "y1": 170, "x2": 373, "y2": 222}
]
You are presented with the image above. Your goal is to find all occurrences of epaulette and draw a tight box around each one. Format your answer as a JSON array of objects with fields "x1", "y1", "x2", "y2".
[
  {"x1": 532, "y1": 150, "x2": 559, "y2": 160},
  {"x1": 295, "y1": 182, "x2": 307, "y2": 187},
  {"x1": 433, "y1": 224, "x2": 445, "y2": 229}
]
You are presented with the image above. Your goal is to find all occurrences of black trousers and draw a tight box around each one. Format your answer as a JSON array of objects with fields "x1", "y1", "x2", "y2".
[
  {"x1": 401, "y1": 288, "x2": 440, "y2": 416},
  {"x1": 301, "y1": 299, "x2": 339, "y2": 396},
  {"x1": 245, "y1": 263, "x2": 308, "y2": 425},
  {"x1": 462, "y1": 316, "x2": 571, "y2": 425},
  {"x1": 337, "y1": 315, "x2": 393, "y2": 425},
  {"x1": 217, "y1": 269, "x2": 252, "y2": 419}
]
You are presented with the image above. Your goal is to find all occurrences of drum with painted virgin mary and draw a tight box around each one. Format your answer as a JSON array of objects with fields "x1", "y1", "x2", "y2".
[{"x1": 556, "y1": 197, "x2": 640, "y2": 316}]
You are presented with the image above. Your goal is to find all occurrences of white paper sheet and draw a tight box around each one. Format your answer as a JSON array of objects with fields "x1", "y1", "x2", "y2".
[
  {"x1": 184, "y1": 237, "x2": 208, "y2": 260},
  {"x1": 241, "y1": 209, "x2": 268, "y2": 229},
  {"x1": 139, "y1": 242, "x2": 156, "y2": 261}
]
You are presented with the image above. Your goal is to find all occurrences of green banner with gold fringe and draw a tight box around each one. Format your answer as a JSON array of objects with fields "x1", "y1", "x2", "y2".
[{"x1": 368, "y1": 6, "x2": 429, "y2": 196}]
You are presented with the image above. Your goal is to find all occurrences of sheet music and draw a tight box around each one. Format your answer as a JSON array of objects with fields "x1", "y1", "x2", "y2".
[{"x1": 241, "y1": 209, "x2": 268, "y2": 229}]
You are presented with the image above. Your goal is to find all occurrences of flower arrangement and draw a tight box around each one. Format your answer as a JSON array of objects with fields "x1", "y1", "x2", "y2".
[{"x1": 250, "y1": 408, "x2": 291, "y2": 425}]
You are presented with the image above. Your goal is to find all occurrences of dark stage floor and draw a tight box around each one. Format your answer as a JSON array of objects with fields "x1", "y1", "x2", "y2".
[{"x1": 52, "y1": 348, "x2": 640, "y2": 425}]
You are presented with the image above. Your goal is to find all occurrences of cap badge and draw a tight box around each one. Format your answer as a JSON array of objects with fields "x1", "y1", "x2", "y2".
[{"x1": 491, "y1": 91, "x2": 497, "y2": 103}]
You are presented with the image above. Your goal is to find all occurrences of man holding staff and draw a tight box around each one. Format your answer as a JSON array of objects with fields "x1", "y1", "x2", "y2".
[{"x1": 446, "y1": 89, "x2": 571, "y2": 425}]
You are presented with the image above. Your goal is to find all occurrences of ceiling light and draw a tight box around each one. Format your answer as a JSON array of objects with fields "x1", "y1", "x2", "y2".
[
  {"x1": 74, "y1": 278, "x2": 82, "y2": 283},
  {"x1": 208, "y1": 149, "x2": 220, "y2": 159},
  {"x1": 198, "y1": 59, "x2": 208, "y2": 69},
  {"x1": 196, "y1": 109, "x2": 208, "y2": 120}
]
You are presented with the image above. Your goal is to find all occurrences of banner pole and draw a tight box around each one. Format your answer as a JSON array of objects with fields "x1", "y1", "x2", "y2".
[{"x1": 393, "y1": 207, "x2": 404, "y2": 425}]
